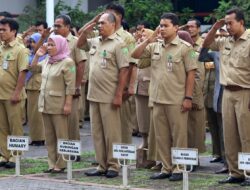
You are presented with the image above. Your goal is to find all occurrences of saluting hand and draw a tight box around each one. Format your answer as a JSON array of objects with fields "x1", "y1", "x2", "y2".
[
  {"x1": 42, "y1": 27, "x2": 54, "y2": 39},
  {"x1": 36, "y1": 45, "x2": 47, "y2": 57},
  {"x1": 213, "y1": 19, "x2": 225, "y2": 30},
  {"x1": 148, "y1": 26, "x2": 160, "y2": 43}
]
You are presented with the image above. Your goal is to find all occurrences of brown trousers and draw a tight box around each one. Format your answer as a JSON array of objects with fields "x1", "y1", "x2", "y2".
[
  {"x1": 42, "y1": 113, "x2": 68, "y2": 169},
  {"x1": 222, "y1": 89, "x2": 250, "y2": 178},
  {"x1": 153, "y1": 103, "x2": 188, "y2": 174},
  {"x1": 90, "y1": 101, "x2": 121, "y2": 172},
  {"x1": 187, "y1": 108, "x2": 206, "y2": 153},
  {"x1": 135, "y1": 95, "x2": 150, "y2": 134},
  {"x1": 27, "y1": 90, "x2": 45, "y2": 141},
  {"x1": 68, "y1": 98, "x2": 80, "y2": 140},
  {"x1": 0, "y1": 100, "x2": 23, "y2": 162},
  {"x1": 79, "y1": 84, "x2": 86, "y2": 125}
]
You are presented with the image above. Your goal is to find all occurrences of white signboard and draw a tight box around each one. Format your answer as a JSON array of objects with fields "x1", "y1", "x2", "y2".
[
  {"x1": 7, "y1": 136, "x2": 29, "y2": 151},
  {"x1": 238, "y1": 153, "x2": 250, "y2": 170},
  {"x1": 171, "y1": 148, "x2": 198, "y2": 165},
  {"x1": 113, "y1": 144, "x2": 136, "y2": 160},
  {"x1": 58, "y1": 140, "x2": 81, "y2": 156}
]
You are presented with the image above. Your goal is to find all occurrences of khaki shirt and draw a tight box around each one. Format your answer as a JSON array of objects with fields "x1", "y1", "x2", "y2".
[
  {"x1": 38, "y1": 57, "x2": 76, "y2": 114},
  {"x1": 66, "y1": 33, "x2": 87, "y2": 65},
  {"x1": 136, "y1": 59, "x2": 151, "y2": 96},
  {"x1": 192, "y1": 53, "x2": 205, "y2": 108},
  {"x1": 194, "y1": 37, "x2": 203, "y2": 52},
  {"x1": 138, "y1": 36, "x2": 197, "y2": 105},
  {"x1": 209, "y1": 30, "x2": 250, "y2": 88},
  {"x1": 84, "y1": 33, "x2": 129, "y2": 103},
  {"x1": 0, "y1": 39, "x2": 29, "y2": 100},
  {"x1": 116, "y1": 27, "x2": 137, "y2": 64}
]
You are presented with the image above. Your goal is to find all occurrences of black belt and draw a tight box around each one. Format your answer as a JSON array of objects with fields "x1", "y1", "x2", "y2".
[{"x1": 224, "y1": 85, "x2": 249, "y2": 91}]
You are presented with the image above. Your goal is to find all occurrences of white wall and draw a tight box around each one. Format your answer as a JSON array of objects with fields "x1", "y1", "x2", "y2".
[{"x1": 0, "y1": 0, "x2": 37, "y2": 15}]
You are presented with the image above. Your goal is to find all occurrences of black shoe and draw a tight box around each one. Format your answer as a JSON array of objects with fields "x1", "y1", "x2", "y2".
[
  {"x1": 51, "y1": 168, "x2": 65, "y2": 174},
  {"x1": 150, "y1": 172, "x2": 171, "y2": 180},
  {"x1": 29, "y1": 141, "x2": 45, "y2": 146},
  {"x1": 0, "y1": 161, "x2": 7, "y2": 167},
  {"x1": 70, "y1": 155, "x2": 81, "y2": 162},
  {"x1": 215, "y1": 167, "x2": 228, "y2": 174},
  {"x1": 241, "y1": 180, "x2": 250, "y2": 186},
  {"x1": 5, "y1": 162, "x2": 15, "y2": 169},
  {"x1": 44, "y1": 168, "x2": 53, "y2": 173},
  {"x1": 210, "y1": 157, "x2": 222, "y2": 163},
  {"x1": 218, "y1": 176, "x2": 245, "y2": 184},
  {"x1": 85, "y1": 169, "x2": 107, "y2": 176},
  {"x1": 106, "y1": 170, "x2": 118, "y2": 178},
  {"x1": 169, "y1": 173, "x2": 183, "y2": 181}
]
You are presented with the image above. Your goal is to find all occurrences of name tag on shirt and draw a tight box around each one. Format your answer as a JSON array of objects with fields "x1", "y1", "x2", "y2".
[{"x1": 2, "y1": 60, "x2": 9, "y2": 70}]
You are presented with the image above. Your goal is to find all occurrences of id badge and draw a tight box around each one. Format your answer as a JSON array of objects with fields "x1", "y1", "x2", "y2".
[
  {"x1": 167, "y1": 61, "x2": 172, "y2": 72},
  {"x1": 2, "y1": 60, "x2": 9, "y2": 70},
  {"x1": 100, "y1": 58, "x2": 107, "y2": 68}
]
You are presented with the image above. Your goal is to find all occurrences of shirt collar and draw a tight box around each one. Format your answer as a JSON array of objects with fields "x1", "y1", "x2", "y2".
[
  {"x1": 162, "y1": 35, "x2": 179, "y2": 47},
  {"x1": 229, "y1": 30, "x2": 248, "y2": 42},
  {"x1": 99, "y1": 32, "x2": 117, "y2": 41},
  {"x1": 3, "y1": 39, "x2": 17, "y2": 48}
]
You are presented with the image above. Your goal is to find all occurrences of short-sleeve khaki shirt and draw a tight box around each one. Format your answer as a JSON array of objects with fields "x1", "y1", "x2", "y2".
[
  {"x1": 116, "y1": 27, "x2": 137, "y2": 64},
  {"x1": 209, "y1": 30, "x2": 250, "y2": 88},
  {"x1": 38, "y1": 57, "x2": 76, "y2": 114},
  {"x1": 0, "y1": 39, "x2": 29, "y2": 100},
  {"x1": 86, "y1": 33, "x2": 129, "y2": 103},
  {"x1": 138, "y1": 36, "x2": 197, "y2": 105},
  {"x1": 194, "y1": 37, "x2": 203, "y2": 52},
  {"x1": 66, "y1": 33, "x2": 87, "y2": 65}
]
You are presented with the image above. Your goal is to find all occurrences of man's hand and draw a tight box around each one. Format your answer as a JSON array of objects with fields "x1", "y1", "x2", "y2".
[
  {"x1": 36, "y1": 45, "x2": 47, "y2": 57},
  {"x1": 181, "y1": 99, "x2": 192, "y2": 112},
  {"x1": 10, "y1": 92, "x2": 21, "y2": 104},
  {"x1": 148, "y1": 26, "x2": 160, "y2": 43},
  {"x1": 42, "y1": 27, "x2": 53, "y2": 39},
  {"x1": 213, "y1": 19, "x2": 225, "y2": 30},
  {"x1": 112, "y1": 95, "x2": 122, "y2": 108},
  {"x1": 63, "y1": 103, "x2": 72, "y2": 115}
]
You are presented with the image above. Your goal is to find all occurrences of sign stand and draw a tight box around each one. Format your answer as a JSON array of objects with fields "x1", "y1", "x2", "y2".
[
  {"x1": 118, "y1": 158, "x2": 132, "y2": 188},
  {"x1": 172, "y1": 148, "x2": 198, "y2": 190},
  {"x1": 7, "y1": 136, "x2": 29, "y2": 177},
  {"x1": 113, "y1": 144, "x2": 136, "y2": 188},
  {"x1": 238, "y1": 153, "x2": 250, "y2": 185},
  {"x1": 57, "y1": 140, "x2": 81, "y2": 181},
  {"x1": 10, "y1": 150, "x2": 22, "y2": 176},
  {"x1": 62, "y1": 154, "x2": 77, "y2": 181},
  {"x1": 176, "y1": 164, "x2": 193, "y2": 190}
]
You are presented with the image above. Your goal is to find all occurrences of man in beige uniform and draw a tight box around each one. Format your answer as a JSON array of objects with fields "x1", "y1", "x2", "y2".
[
  {"x1": 53, "y1": 15, "x2": 87, "y2": 161},
  {"x1": 0, "y1": 18, "x2": 29, "y2": 168},
  {"x1": 132, "y1": 13, "x2": 197, "y2": 181},
  {"x1": 186, "y1": 19, "x2": 206, "y2": 155},
  {"x1": 77, "y1": 12, "x2": 129, "y2": 178},
  {"x1": 203, "y1": 7, "x2": 250, "y2": 185},
  {"x1": 106, "y1": 3, "x2": 138, "y2": 144}
]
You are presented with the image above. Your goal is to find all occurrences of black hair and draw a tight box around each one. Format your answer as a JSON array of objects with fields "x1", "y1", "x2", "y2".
[
  {"x1": 188, "y1": 18, "x2": 201, "y2": 28},
  {"x1": 226, "y1": 7, "x2": 245, "y2": 26},
  {"x1": 136, "y1": 21, "x2": 150, "y2": 29},
  {"x1": 0, "y1": 11, "x2": 12, "y2": 18},
  {"x1": 55, "y1": 14, "x2": 71, "y2": 26},
  {"x1": 0, "y1": 18, "x2": 19, "y2": 36},
  {"x1": 35, "y1": 21, "x2": 48, "y2": 29},
  {"x1": 160, "y1": 13, "x2": 179, "y2": 26},
  {"x1": 122, "y1": 20, "x2": 129, "y2": 31},
  {"x1": 106, "y1": 3, "x2": 125, "y2": 20}
]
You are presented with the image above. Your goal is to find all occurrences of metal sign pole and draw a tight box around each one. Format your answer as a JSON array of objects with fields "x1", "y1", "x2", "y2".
[
  {"x1": 62, "y1": 154, "x2": 76, "y2": 181},
  {"x1": 118, "y1": 158, "x2": 129, "y2": 188},
  {"x1": 177, "y1": 164, "x2": 192, "y2": 190},
  {"x1": 11, "y1": 150, "x2": 21, "y2": 176}
]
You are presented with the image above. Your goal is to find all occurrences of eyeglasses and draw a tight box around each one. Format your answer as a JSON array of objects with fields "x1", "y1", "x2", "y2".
[{"x1": 53, "y1": 24, "x2": 64, "y2": 29}]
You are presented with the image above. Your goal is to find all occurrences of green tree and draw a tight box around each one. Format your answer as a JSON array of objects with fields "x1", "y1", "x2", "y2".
[
  {"x1": 205, "y1": 0, "x2": 250, "y2": 27},
  {"x1": 118, "y1": 0, "x2": 173, "y2": 29}
]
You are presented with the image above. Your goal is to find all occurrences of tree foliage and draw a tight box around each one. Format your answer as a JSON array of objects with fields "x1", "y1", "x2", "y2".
[{"x1": 205, "y1": 0, "x2": 250, "y2": 27}]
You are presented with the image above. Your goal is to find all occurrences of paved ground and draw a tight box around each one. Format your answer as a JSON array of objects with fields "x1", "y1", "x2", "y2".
[{"x1": 0, "y1": 121, "x2": 232, "y2": 190}]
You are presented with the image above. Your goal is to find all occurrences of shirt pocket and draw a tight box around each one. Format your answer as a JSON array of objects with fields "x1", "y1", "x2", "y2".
[
  {"x1": 48, "y1": 90, "x2": 64, "y2": 108},
  {"x1": 98, "y1": 50, "x2": 112, "y2": 69},
  {"x1": 6, "y1": 55, "x2": 16, "y2": 71},
  {"x1": 151, "y1": 53, "x2": 161, "y2": 61},
  {"x1": 236, "y1": 48, "x2": 249, "y2": 68}
]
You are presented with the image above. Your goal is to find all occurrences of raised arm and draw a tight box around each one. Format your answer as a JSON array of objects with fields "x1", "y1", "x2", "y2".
[{"x1": 203, "y1": 19, "x2": 225, "y2": 48}]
